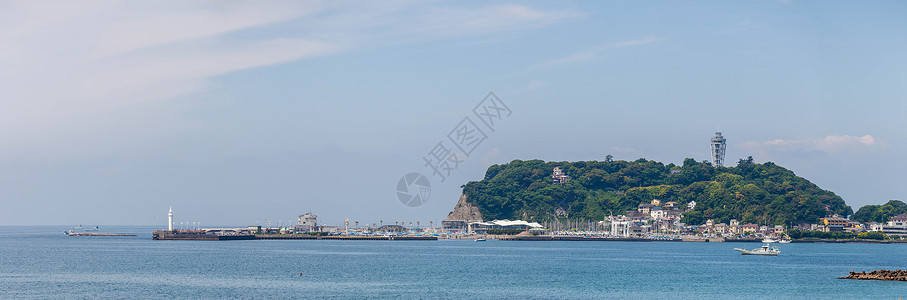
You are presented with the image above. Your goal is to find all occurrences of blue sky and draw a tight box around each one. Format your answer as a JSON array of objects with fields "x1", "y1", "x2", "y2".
[{"x1": 0, "y1": 1, "x2": 905, "y2": 226}]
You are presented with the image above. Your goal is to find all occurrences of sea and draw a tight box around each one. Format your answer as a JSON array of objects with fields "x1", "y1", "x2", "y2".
[{"x1": 2, "y1": 226, "x2": 907, "y2": 299}]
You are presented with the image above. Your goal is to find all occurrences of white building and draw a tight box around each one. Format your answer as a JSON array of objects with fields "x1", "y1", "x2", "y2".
[
  {"x1": 295, "y1": 212, "x2": 318, "y2": 232},
  {"x1": 870, "y1": 214, "x2": 907, "y2": 236},
  {"x1": 611, "y1": 221, "x2": 630, "y2": 237}
]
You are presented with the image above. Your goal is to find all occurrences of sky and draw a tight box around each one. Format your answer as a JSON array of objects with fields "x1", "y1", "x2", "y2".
[{"x1": 1, "y1": 1, "x2": 905, "y2": 226}]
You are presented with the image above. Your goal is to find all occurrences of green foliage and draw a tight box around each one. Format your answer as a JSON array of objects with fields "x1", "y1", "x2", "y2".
[
  {"x1": 486, "y1": 229, "x2": 525, "y2": 235},
  {"x1": 857, "y1": 231, "x2": 889, "y2": 240},
  {"x1": 851, "y1": 200, "x2": 907, "y2": 223},
  {"x1": 461, "y1": 158, "x2": 852, "y2": 225},
  {"x1": 786, "y1": 229, "x2": 855, "y2": 240}
]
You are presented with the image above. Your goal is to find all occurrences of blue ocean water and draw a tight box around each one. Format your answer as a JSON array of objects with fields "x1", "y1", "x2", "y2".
[{"x1": 2, "y1": 226, "x2": 907, "y2": 299}]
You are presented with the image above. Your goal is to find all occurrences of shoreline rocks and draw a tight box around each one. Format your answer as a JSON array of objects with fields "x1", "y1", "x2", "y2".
[{"x1": 840, "y1": 269, "x2": 907, "y2": 281}]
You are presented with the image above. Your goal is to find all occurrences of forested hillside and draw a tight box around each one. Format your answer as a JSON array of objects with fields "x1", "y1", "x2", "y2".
[
  {"x1": 460, "y1": 157, "x2": 852, "y2": 225},
  {"x1": 851, "y1": 200, "x2": 907, "y2": 223}
]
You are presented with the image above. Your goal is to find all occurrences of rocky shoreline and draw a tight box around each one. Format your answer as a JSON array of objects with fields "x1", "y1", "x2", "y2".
[{"x1": 839, "y1": 270, "x2": 907, "y2": 281}]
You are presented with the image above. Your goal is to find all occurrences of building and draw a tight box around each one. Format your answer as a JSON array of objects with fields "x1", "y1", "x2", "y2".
[
  {"x1": 870, "y1": 214, "x2": 907, "y2": 236},
  {"x1": 638, "y1": 203, "x2": 655, "y2": 214},
  {"x1": 650, "y1": 209, "x2": 667, "y2": 220},
  {"x1": 820, "y1": 215, "x2": 849, "y2": 227},
  {"x1": 442, "y1": 220, "x2": 468, "y2": 232},
  {"x1": 552, "y1": 167, "x2": 571, "y2": 184},
  {"x1": 740, "y1": 224, "x2": 759, "y2": 235},
  {"x1": 295, "y1": 212, "x2": 318, "y2": 232},
  {"x1": 467, "y1": 219, "x2": 544, "y2": 234},
  {"x1": 611, "y1": 221, "x2": 630, "y2": 237},
  {"x1": 710, "y1": 131, "x2": 727, "y2": 167}
]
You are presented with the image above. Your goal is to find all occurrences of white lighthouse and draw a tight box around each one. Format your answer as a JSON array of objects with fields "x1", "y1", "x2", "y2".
[{"x1": 168, "y1": 206, "x2": 174, "y2": 231}]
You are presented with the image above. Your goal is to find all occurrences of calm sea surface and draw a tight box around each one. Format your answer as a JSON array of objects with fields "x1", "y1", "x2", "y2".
[{"x1": 2, "y1": 226, "x2": 907, "y2": 299}]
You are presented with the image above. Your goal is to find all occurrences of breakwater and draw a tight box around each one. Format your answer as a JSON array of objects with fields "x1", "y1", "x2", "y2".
[
  {"x1": 152, "y1": 230, "x2": 254, "y2": 240},
  {"x1": 255, "y1": 234, "x2": 436, "y2": 240},
  {"x1": 67, "y1": 233, "x2": 137, "y2": 237},
  {"x1": 152, "y1": 231, "x2": 437, "y2": 241},
  {"x1": 840, "y1": 270, "x2": 907, "y2": 281},
  {"x1": 497, "y1": 236, "x2": 681, "y2": 242}
]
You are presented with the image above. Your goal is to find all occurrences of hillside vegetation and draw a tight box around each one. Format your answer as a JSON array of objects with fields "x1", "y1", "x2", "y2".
[
  {"x1": 460, "y1": 157, "x2": 852, "y2": 225},
  {"x1": 851, "y1": 200, "x2": 907, "y2": 223}
]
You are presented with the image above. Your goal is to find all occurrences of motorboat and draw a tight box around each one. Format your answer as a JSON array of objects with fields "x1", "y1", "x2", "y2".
[
  {"x1": 734, "y1": 244, "x2": 781, "y2": 256},
  {"x1": 778, "y1": 239, "x2": 791, "y2": 244},
  {"x1": 762, "y1": 238, "x2": 777, "y2": 243},
  {"x1": 475, "y1": 238, "x2": 486, "y2": 242}
]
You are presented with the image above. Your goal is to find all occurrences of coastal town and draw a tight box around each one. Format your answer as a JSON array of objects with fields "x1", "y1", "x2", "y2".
[
  {"x1": 152, "y1": 200, "x2": 907, "y2": 242},
  {"x1": 148, "y1": 131, "x2": 907, "y2": 242}
]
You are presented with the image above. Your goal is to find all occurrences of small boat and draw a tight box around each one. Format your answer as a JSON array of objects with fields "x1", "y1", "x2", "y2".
[
  {"x1": 475, "y1": 238, "x2": 486, "y2": 242},
  {"x1": 734, "y1": 244, "x2": 780, "y2": 256},
  {"x1": 778, "y1": 239, "x2": 791, "y2": 244},
  {"x1": 762, "y1": 238, "x2": 777, "y2": 243}
]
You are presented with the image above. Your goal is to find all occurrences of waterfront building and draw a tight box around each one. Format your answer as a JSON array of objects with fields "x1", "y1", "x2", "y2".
[
  {"x1": 710, "y1": 131, "x2": 727, "y2": 167},
  {"x1": 442, "y1": 220, "x2": 468, "y2": 232},
  {"x1": 869, "y1": 214, "x2": 907, "y2": 236},
  {"x1": 295, "y1": 212, "x2": 318, "y2": 232},
  {"x1": 611, "y1": 221, "x2": 630, "y2": 237},
  {"x1": 740, "y1": 224, "x2": 759, "y2": 235},
  {"x1": 467, "y1": 219, "x2": 544, "y2": 234}
]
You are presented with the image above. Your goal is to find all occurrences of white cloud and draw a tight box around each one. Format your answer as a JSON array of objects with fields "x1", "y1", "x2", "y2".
[
  {"x1": 742, "y1": 135, "x2": 881, "y2": 153},
  {"x1": 0, "y1": 1, "x2": 577, "y2": 157},
  {"x1": 536, "y1": 36, "x2": 657, "y2": 68}
]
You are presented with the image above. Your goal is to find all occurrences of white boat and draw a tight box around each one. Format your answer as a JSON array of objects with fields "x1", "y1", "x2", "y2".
[
  {"x1": 734, "y1": 244, "x2": 781, "y2": 256},
  {"x1": 762, "y1": 238, "x2": 777, "y2": 243},
  {"x1": 475, "y1": 238, "x2": 486, "y2": 242},
  {"x1": 778, "y1": 239, "x2": 791, "y2": 244}
]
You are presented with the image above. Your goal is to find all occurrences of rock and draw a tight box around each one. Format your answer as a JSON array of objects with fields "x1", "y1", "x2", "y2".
[
  {"x1": 444, "y1": 194, "x2": 483, "y2": 222},
  {"x1": 840, "y1": 269, "x2": 907, "y2": 281}
]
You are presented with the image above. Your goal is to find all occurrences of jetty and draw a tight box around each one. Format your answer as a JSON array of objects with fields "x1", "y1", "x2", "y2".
[
  {"x1": 497, "y1": 235, "x2": 681, "y2": 242},
  {"x1": 256, "y1": 234, "x2": 436, "y2": 241},
  {"x1": 840, "y1": 270, "x2": 907, "y2": 281},
  {"x1": 67, "y1": 233, "x2": 136, "y2": 237}
]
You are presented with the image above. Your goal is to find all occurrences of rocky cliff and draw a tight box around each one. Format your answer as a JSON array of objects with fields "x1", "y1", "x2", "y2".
[{"x1": 445, "y1": 194, "x2": 483, "y2": 222}]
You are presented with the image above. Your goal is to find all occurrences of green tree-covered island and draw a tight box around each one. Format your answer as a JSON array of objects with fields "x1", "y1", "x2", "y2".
[{"x1": 456, "y1": 157, "x2": 853, "y2": 226}]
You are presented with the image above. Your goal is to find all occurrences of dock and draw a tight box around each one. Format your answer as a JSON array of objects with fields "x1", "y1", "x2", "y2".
[
  {"x1": 67, "y1": 233, "x2": 137, "y2": 237},
  {"x1": 255, "y1": 234, "x2": 437, "y2": 240}
]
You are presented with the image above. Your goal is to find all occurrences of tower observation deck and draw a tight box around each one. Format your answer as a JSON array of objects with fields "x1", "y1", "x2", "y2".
[{"x1": 710, "y1": 131, "x2": 726, "y2": 167}]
